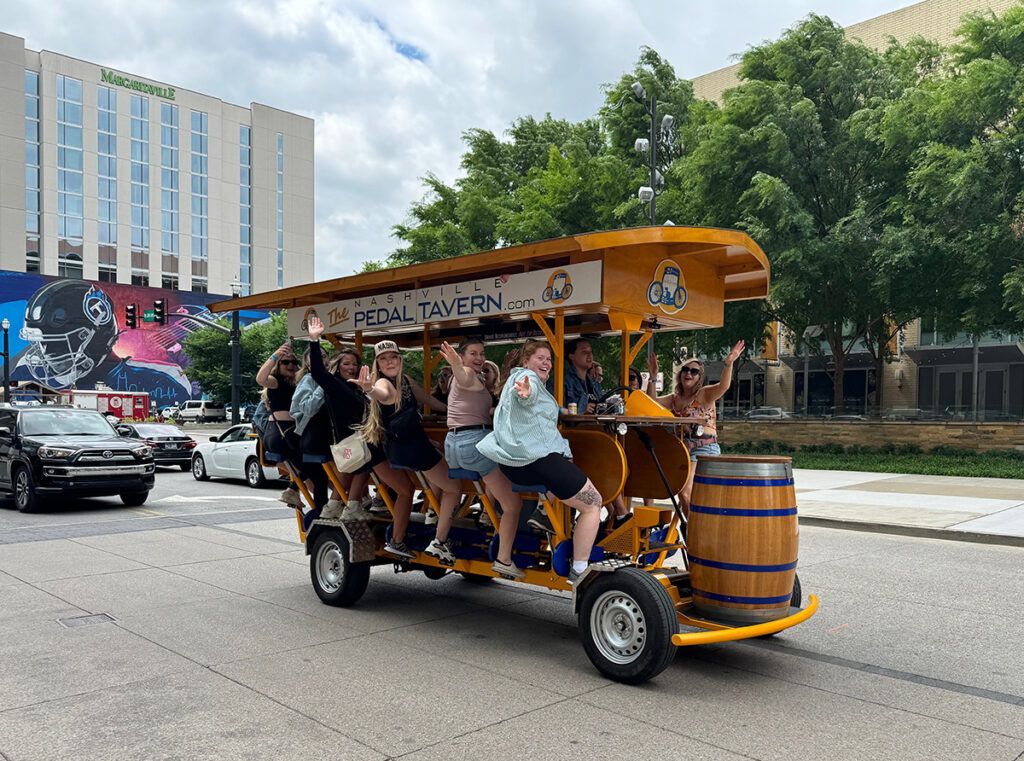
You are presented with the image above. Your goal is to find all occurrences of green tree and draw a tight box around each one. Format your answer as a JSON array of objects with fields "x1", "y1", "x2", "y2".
[{"x1": 182, "y1": 312, "x2": 288, "y2": 403}]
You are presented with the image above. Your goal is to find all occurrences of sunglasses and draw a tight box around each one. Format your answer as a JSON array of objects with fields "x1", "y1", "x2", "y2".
[
  {"x1": 681, "y1": 367, "x2": 702, "y2": 376},
  {"x1": 278, "y1": 359, "x2": 299, "y2": 367}
]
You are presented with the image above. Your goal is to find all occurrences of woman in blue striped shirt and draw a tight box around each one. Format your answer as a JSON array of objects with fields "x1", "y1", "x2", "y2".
[{"x1": 477, "y1": 340, "x2": 603, "y2": 585}]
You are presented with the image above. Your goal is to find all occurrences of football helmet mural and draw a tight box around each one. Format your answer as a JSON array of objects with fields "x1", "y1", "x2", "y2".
[{"x1": 18, "y1": 281, "x2": 118, "y2": 387}]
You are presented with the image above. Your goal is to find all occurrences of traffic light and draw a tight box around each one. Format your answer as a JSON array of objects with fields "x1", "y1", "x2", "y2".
[
  {"x1": 153, "y1": 299, "x2": 166, "y2": 325},
  {"x1": 125, "y1": 303, "x2": 137, "y2": 329}
]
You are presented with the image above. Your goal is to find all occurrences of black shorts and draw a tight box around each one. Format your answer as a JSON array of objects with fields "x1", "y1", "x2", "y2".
[
  {"x1": 354, "y1": 441, "x2": 387, "y2": 475},
  {"x1": 500, "y1": 453, "x2": 587, "y2": 501},
  {"x1": 264, "y1": 420, "x2": 299, "y2": 462}
]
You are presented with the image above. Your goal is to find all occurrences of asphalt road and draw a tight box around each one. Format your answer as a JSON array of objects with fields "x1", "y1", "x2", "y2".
[{"x1": 0, "y1": 466, "x2": 1022, "y2": 759}]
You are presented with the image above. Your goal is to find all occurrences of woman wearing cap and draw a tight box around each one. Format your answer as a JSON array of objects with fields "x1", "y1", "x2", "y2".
[
  {"x1": 352, "y1": 339, "x2": 463, "y2": 562},
  {"x1": 440, "y1": 338, "x2": 524, "y2": 579},
  {"x1": 477, "y1": 340, "x2": 604, "y2": 585},
  {"x1": 647, "y1": 339, "x2": 745, "y2": 509}
]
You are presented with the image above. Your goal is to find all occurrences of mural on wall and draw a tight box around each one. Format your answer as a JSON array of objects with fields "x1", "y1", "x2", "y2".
[{"x1": 0, "y1": 271, "x2": 267, "y2": 406}]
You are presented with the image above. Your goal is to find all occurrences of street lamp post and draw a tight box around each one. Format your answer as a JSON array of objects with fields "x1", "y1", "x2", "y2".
[
  {"x1": 1, "y1": 318, "x2": 10, "y2": 404},
  {"x1": 230, "y1": 279, "x2": 241, "y2": 426},
  {"x1": 630, "y1": 81, "x2": 675, "y2": 225}
]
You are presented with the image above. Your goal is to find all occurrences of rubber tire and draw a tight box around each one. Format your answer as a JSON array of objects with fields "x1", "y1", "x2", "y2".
[
  {"x1": 245, "y1": 457, "x2": 266, "y2": 488},
  {"x1": 459, "y1": 572, "x2": 493, "y2": 584},
  {"x1": 178, "y1": 463, "x2": 190, "y2": 472},
  {"x1": 421, "y1": 566, "x2": 448, "y2": 581},
  {"x1": 578, "y1": 567, "x2": 678, "y2": 685},
  {"x1": 757, "y1": 574, "x2": 802, "y2": 639},
  {"x1": 13, "y1": 465, "x2": 40, "y2": 513},
  {"x1": 120, "y1": 491, "x2": 149, "y2": 506},
  {"x1": 309, "y1": 528, "x2": 371, "y2": 607},
  {"x1": 191, "y1": 455, "x2": 210, "y2": 481}
]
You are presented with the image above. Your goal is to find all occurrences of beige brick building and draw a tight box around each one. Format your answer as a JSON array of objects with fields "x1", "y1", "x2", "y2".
[{"x1": 693, "y1": 0, "x2": 1024, "y2": 421}]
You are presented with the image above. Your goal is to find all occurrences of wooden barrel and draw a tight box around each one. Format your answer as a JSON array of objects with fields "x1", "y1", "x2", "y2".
[{"x1": 687, "y1": 456, "x2": 799, "y2": 624}]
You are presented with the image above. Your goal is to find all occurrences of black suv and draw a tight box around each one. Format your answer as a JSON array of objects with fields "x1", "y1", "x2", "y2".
[{"x1": 0, "y1": 406, "x2": 155, "y2": 512}]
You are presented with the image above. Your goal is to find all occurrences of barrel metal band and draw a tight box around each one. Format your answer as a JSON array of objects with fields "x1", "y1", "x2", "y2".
[
  {"x1": 691, "y1": 587, "x2": 794, "y2": 605},
  {"x1": 696, "y1": 461, "x2": 793, "y2": 479},
  {"x1": 689, "y1": 505, "x2": 798, "y2": 517},
  {"x1": 688, "y1": 554, "x2": 798, "y2": 573},
  {"x1": 693, "y1": 476, "x2": 795, "y2": 487}
]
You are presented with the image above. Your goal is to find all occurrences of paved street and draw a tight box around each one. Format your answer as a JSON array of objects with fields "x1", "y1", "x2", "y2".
[{"x1": 1, "y1": 468, "x2": 1022, "y2": 760}]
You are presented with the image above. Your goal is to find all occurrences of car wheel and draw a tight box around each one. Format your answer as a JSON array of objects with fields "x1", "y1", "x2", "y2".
[
  {"x1": 245, "y1": 457, "x2": 266, "y2": 488},
  {"x1": 192, "y1": 455, "x2": 210, "y2": 481},
  {"x1": 198, "y1": 414, "x2": 206, "y2": 424},
  {"x1": 310, "y1": 528, "x2": 371, "y2": 606},
  {"x1": 120, "y1": 491, "x2": 149, "y2": 506},
  {"x1": 14, "y1": 466, "x2": 40, "y2": 513}
]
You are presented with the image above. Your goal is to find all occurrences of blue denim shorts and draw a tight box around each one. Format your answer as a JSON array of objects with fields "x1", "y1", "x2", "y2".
[
  {"x1": 689, "y1": 441, "x2": 721, "y2": 463},
  {"x1": 445, "y1": 428, "x2": 497, "y2": 477}
]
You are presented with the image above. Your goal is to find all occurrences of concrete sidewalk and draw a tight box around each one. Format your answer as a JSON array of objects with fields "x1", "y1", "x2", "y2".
[{"x1": 793, "y1": 469, "x2": 1024, "y2": 545}]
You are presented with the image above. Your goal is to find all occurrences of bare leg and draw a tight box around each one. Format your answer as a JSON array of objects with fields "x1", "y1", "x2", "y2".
[
  {"x1": 561, "y1": 479, "x2": 603, "y2": 563},
  {"x1": 423, "y1": 459, "x2": 462, "y2": 542},
  {"x1": 481, "y1": 469, "x2": 522, "y2": 565},
  {"x1": 680, "y1": 459, "x2": 696, "y2": 516},
  {"x1": 350, "y1": 471, "x2": 370, "y2": 500},
  {"x1": 612, "y1": 494, "x2": 629, "y2": 517},
  {"x1": 373, "y1": 461, "x2": 414, "y2": 542}
]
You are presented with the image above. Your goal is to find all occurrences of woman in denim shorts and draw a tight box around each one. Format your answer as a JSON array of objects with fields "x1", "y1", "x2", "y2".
[{"x1": 440, "y1": 338, "x2": 525, "y2": 579}]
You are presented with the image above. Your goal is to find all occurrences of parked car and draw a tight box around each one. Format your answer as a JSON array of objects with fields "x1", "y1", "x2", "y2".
[
  {"x1": 744, "y1": 407, "x2": 791, "y2": 419},
  {"x1": 175, "y1": 400, "x2": 227, "y2": 423},
  {"x1": 191, "y1": 424, "x2": 280, "y2": 488},
  {"x1": 0, "y1": 407, "x2": 154, "y2": 512},
  {"x1": 116, "y1": 422, "x2": 196, "y2": 470}
]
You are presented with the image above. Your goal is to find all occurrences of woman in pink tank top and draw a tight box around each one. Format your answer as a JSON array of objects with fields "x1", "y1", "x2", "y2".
[{"x1": 441, "y1": 338, "x2": 525, "y2": 580}]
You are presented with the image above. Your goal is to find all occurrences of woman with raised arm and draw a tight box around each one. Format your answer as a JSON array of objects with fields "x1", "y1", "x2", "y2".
[
  {"x1": 477, "y1": 340, "x2": 603, "y2": 585},
  {"x1": 647, "y1": 339, "x2": 745, "y2": 510},
  {"x1": 440, "y1": 338, "x2": 524, "y2": 579},
  {"x1": 303, "y1": 316, "x2": 383, "y2": 521},
  {"x1": 351, "y1": 339, "x2": 463, "y2": 562},
  {"x1": 255, "y1": 339, "x2": 306, "y2": 507}
]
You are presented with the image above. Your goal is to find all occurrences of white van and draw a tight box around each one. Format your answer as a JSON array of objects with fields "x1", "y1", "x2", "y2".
[{"x1": 175, "y1": 400, "x2": 227, "y2": 423}]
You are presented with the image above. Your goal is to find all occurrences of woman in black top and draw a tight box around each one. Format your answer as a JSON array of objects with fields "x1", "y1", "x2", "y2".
[
  {"x1": 307, "y1": 317, "x2": 415, "y2": 525},
  {"x1": 255, "y1": 341, "x2": 305, "y2": 507}
]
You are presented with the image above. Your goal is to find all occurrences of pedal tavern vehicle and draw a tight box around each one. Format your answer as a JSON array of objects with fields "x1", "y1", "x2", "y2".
[{"x1": 210, "y1": 226, "x2": 819, "y2": 683}]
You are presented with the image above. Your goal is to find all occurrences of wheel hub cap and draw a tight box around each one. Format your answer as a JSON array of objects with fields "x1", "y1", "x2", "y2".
[
  {"x1": 316, "y1": 542, "x2": 345, "y2": 593},
  {"x1": 590, "y1": 591, "x2": 646, "y2": 665}
]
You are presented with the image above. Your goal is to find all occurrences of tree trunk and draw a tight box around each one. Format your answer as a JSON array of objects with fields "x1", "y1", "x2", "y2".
[
  {"x1": 832, "y1": 353, "x2": 846, "y2": 415},
  {"x1": 873, "y1": 352, "x2": 885, "y2": 418}
]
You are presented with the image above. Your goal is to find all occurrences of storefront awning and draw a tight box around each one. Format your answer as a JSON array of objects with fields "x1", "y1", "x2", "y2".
[{"x1": 903, "y1": 343, "x2": 1024, "y2": 366}]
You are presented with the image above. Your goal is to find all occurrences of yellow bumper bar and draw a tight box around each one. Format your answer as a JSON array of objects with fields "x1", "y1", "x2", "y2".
[{"x1": 672, "y1": 595, "x2": 819, "y2": 647}]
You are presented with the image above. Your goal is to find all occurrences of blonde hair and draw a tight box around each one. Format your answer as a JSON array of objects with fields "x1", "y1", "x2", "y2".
[
  {"x1": 674, "y1": 359, "x2": 705, "y2": 397},
  {"x1": 483, "y1": 360, "x2": 501, "y2": 389},
  {"x1": 359, "y1": 354, "x2": 410, "y2": 446}
]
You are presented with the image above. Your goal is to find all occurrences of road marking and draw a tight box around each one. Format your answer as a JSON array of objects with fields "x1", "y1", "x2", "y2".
[{"x1": 155, "y1": 494, "x2": 280, "y2": 504}]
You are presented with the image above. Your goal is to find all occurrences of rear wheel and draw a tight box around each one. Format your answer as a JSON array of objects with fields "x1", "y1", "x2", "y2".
[
  {"x1": 310, "y1": 528, "x2": 370, "y2": 606},
  {"x1": 579, "y1": 567, "x2": 677, "y2": 684},
  {"x1": 191, "y1": 455, "x2": 209, "y2": 481},
  {"x1": 245, "y1": 457, "x2": 266, "y2": 488},
  {"x1": 459, "y1": 572, "x2": 493, "y2": 584},
  {"x1": 14, "y1": 466, "x2": 40, "y2": 513}
]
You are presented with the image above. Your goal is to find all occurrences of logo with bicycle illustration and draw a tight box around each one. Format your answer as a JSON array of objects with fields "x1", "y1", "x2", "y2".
[
  {"x1": 646, "y1": 259, "x2": 687, "y2": 315},
  {"x1": 542, "y1": 269, "x2": 574, "y2": 305}
]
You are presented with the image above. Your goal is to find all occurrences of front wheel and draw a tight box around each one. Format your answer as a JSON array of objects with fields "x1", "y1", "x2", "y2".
[
  {"x1": 120, "y1": 491, "x2": 149, "y2": 506},
  {"x1": 14, "y1": 466, "x2": 40, "y2": 513},
  {"x1": 310, "y1": 528, "x2": 371, "y2": 607},
  {"x1": 192, "y1": 455, "x2": 210, "y2": 481},
  {"x1": 578, "y1": 567, "x2": 678, "y2": 684},
  {"x1": 245, "y1": 457, "x2": 266, "y2": 488},
  {"x1": 758, "y1": 574, "x2": 802, "y2": 638}
]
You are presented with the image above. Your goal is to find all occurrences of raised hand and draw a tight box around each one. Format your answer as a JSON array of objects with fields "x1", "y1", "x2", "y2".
[
  {"x1": 307, "y1": 315, "x2": 324, "y2": 341},
  {"x1": 348, "y1": 365, "x2": 374, "y2": 393},
  {"x1": 725, "y1": 339, "x2": 746, "y2": 366},
  {"x1": 514, "y1": 372, "x2": 531, "y2": 399},
  {"x1": 439, "y1": 341, "x2": 462, "y2": 370},
  {"x1": 275, "y1": 340, "x2": 294, "y2": 359},
  {"x1": 647, "y1": 350, "x2": 658, "y2": 378}
]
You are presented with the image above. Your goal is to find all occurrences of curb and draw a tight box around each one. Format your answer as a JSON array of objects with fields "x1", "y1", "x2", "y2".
[{"x1": 798, "y1": 516, "x2": 1024, "y2": 549}]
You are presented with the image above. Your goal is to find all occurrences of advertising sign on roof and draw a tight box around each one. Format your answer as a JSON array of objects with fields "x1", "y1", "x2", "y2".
[{"x1": 287, "y1": 260, "x2": 603, "y2": 336}]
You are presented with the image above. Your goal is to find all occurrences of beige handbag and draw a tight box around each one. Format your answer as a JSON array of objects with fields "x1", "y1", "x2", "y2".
[{"x1": 331, "y1": 432, "x2": 371, "y2": 473}]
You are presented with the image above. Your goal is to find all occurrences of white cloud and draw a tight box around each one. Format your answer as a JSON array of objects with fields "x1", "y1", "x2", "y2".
[{"x1": 7, "y1": 0, "x2": 912, "y2": 279}]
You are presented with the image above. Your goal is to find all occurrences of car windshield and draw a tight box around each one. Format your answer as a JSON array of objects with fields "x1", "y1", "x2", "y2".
[
  {"x1": 21, "y1": 410, "x2": 116, "y2": 436},
  {"x1": 134, "y1": 424, "x2": 183, "y2": 437},
  {"x1": 204, "y1": 403, "x2": 224, "y2": 410}
]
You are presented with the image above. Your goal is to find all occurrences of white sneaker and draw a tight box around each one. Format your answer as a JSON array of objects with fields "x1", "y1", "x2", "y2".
[
  {"x1": 424, "y1": 511, "x2": 438, "y2": 525},
  {"x1": 478, "y1": 510, "x2": 494, "y2": 528},
  {"x1": 342, "y1": 500, "x2": 373, "y2": 521},
  {"x1": 369, "y1": 495, "x2": 390, "y2": 514},
  {"x1": 279, "y1": 488, "x2": 303, "y2": 508},
  {"x1": 320, "y1": 499, "x2": 344, "y2": 520},
  {"x1": 424, "y1": 538, "x2": 455, "y2": 566}
]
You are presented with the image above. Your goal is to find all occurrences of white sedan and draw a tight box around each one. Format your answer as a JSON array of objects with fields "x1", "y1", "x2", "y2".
[{"x1": 190, "y1": 424, "x2": 281, "y2": 488}]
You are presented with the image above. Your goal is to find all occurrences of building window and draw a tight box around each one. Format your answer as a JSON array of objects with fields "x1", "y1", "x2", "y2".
[
  {"x1": 191, "y1": 277, "x2": 208, "y2": 294},
  {"x1": 160, "y1": 102, "x2": 179, "y2": 261},
  {"x1": 190, "y1": 110, "x2": 209, "y2": 289},
  {"x1": 98, "y1": 265, "x2": 117, "y2": 282},
  {"x1": 130, "y1": 94, "x2": 150, "y2": 282},
  {"x1": 57, "y1": 75, "x2": 84, "y2": 277},
  {"x1": 98, "y1": 85, "x2": 118, "y2": 280},
  {"x1": 25, "y1": 70, "x2": 41, "y2": 273},
  {"x1": 162, "y1": 273, "x2": 178, "y2": 291},
  {"x1": 239, "y1": 125, "x2": 252, "y2": 296},
  {"x1": 276, "y1": 131, "x2": 284, "y2": 288}
]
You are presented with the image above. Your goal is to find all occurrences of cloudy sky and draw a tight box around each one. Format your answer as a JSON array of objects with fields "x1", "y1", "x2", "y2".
[{"x1": 8, "y1": 0, "x2": 911, "y2": 279}]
